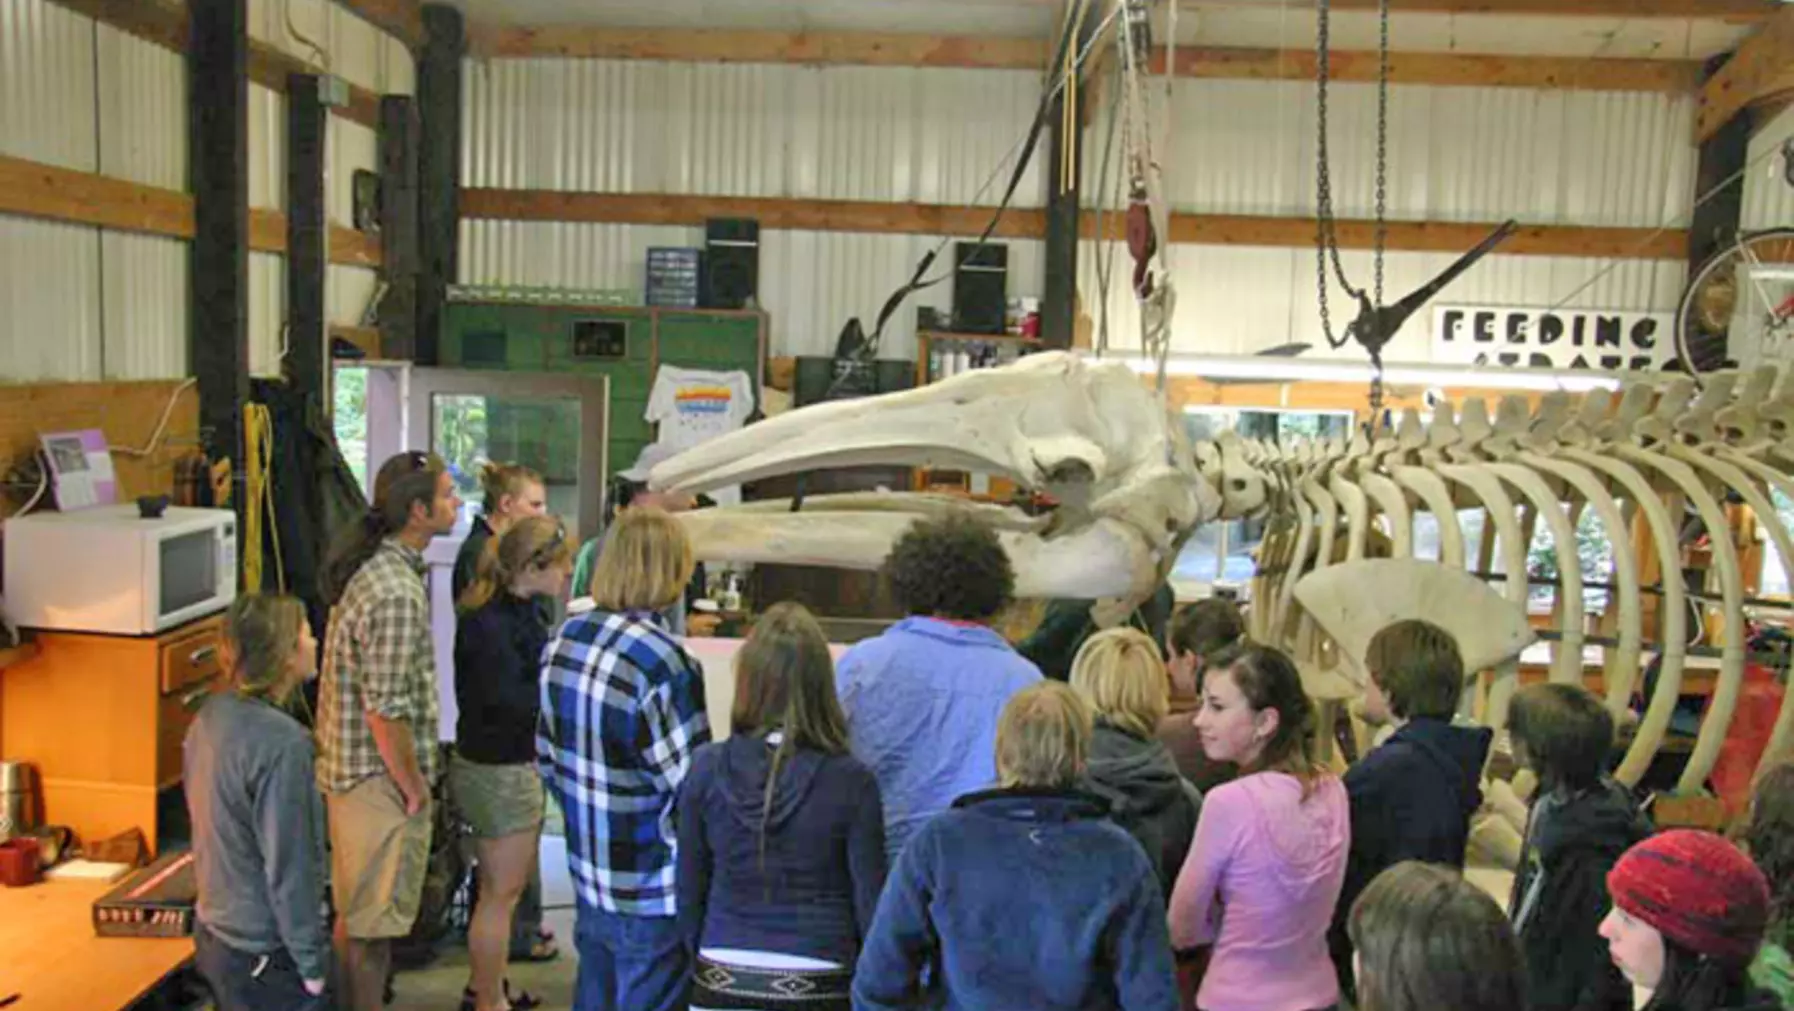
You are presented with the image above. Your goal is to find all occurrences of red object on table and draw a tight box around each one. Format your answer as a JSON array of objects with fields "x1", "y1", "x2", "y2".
[{"x1": 0, "y1": 838, "x2": 42, "y2": 887}]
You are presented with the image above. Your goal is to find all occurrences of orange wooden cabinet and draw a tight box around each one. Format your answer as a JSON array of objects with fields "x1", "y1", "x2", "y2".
[{"x1": 0, "y1": 615, "x2": 224, "y2": 856}]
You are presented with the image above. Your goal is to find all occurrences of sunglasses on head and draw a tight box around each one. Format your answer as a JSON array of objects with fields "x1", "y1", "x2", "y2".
[{"x1": 527, "y1": 520, "x2": 568, "y2": 569}]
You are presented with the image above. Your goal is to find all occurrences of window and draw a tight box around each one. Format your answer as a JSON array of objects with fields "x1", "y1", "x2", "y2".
[
  {"x1": 333, "y1": 366, "x2": 370, "y2": 497},
  {"x1": 1762, "y1": 489, "x2": 1794, "y2": 598},
  {"x1": 1174, "y1": 407, "x2": 1352, "y2": 587}
]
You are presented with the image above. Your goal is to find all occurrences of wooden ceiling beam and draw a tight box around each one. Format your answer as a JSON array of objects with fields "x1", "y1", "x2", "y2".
[
  {"x1": 1154, "y1": 46, "x2": 1700, "y2": 93},
  {"x1": 466, "y1": 24, "x2": 1054, "y2": 69},
  {"x1": 0, "y1": 154, "x2": 382, "y2": 268},
  {"x1": 42, "y1": 0, "x2": 382, "y2": 129},
  {"x1": 463, "y1": 24, "x2": 1701, "y2": 92},
  {"x1": 1696, "y1": 5, "x2": 1794, "y2": 142},
  {"x1": 1178, "y1": 0, "x2": 1775, "y2": 21},
  {"x1": 460, "y1": 188, "x2": 1685, "y2": 261}
]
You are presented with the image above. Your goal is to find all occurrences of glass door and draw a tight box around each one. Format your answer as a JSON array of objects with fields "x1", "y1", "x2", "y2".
[{"x1": 404, "y1": 369, "x2": 610, "y2": 542}]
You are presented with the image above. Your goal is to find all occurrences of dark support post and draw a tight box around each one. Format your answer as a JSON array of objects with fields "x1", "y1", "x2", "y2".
[
  {"x1": 378, "y1": 96, "x2": 421, "y2": 361},
  {"x1": 1042, "y1": 16, "x2": 1095, "y2": 351},
  {"x1": 417, "y1": 4, "x2": 465, "y2": 366},
  {"x1": 287, "y1": 73, "x2": 328, "y2": 399},
  {"x1": 188, "y1": 0, "x2": 249, "y2": 543},
  {"x1": 1690, "y1": 56, "x2": 1752, "y2": 270},
  {"x1": 1687, "y1": 55, "x2": 1752, "y2": 370}
]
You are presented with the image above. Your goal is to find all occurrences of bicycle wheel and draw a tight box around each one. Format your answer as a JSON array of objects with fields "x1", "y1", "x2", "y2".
[{"x1": 1675, "y1": 228, "x2": 1794, "y2": 379}]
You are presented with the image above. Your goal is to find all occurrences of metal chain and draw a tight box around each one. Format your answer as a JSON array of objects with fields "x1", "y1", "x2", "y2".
[
  {"x1": 1313, "y1": 0, "x2": 1363, "y2": 351},
  {"x1": 1366, "y1": 0, "x2": 1393, "y2": 424}
]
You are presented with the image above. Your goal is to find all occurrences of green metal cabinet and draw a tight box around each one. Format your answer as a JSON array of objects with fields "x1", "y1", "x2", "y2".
[{"x1": 440, "y1": 302, "x2": 766, "y2": 481}]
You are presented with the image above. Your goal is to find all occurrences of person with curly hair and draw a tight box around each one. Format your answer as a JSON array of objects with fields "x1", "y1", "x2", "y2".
[
  {"x1": 835, "y1": 512, "x2": 1042, "y2": 862},
  {"x1": 1740, "y1": 760, "x2": 1794, "y2": 1006}
]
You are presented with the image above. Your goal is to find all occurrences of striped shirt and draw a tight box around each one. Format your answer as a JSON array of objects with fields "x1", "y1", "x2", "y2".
[
  {"x1": 538, "y1": 608, "x2": 710, "y2": 917},
  {"x1": 316, "y1": 538, "x2": 440, "y2": 793}
]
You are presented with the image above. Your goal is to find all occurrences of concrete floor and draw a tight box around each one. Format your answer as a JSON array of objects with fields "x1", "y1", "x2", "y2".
[{"x1": 386, "y1": 837, "x2": 579, "y2": 1011}]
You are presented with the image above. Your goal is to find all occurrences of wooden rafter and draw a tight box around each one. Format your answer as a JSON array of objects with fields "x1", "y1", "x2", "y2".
[
  {"x1": 460, "y1": 188, "x2": 1686, "y2": 261},
  {"x1": 1178, "y1": 0, "x2": 1775, "y2": 20},
  {"x1": 0, "y1": 155, "x2": 383, "y2": 268},
  {"x1": 1154, "y1": 47, "x2": 1700, "y2": 94},
  {"x1": 42, "y1": 0, "x2": 382, "y2": 129},
  {"x1": 463, "y1": 23, "x2": 1701, "y2": 93},
  {"x1": 1696, "y1": 5, "x2": 1794, "y2": 142},
  {"x1": 331, "y1": 0, "x2": 424, "y2": 51}
]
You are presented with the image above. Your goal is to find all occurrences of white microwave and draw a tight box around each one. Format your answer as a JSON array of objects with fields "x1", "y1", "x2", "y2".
[{"x1": 4, "y1": 505, "x2": 238, "y2": 636}]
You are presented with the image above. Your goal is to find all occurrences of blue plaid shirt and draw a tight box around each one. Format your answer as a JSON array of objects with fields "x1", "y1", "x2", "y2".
[{"x1": 538, "y1": 608, "x2": 711, "y2": 916}]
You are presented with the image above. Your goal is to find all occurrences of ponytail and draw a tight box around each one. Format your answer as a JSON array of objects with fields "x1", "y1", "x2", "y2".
[
  {"x1": 223, "y1": 593, "x2": 307, "y2": 704},
  {"x1": 324, "y1": 451, "x2": 444, "y2": 607},
  {"x1": 458, "y1": 515, "x2": 572, "y2": 613}
]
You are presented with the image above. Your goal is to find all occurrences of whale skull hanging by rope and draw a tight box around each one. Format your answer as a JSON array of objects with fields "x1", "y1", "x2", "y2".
[{"x1": 1313, "y1": 0, "x2": 1517, "y2": 420}]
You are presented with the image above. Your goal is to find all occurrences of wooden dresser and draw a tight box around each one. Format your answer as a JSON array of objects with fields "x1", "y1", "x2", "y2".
[{"x1": 0, "y1": 614, "x2": 225, "y2": 856}]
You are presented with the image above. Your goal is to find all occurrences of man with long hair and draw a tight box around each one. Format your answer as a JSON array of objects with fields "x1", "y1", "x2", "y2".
[{"x1": 317, "y1": 451, "x2": 460, "y2": 1011}]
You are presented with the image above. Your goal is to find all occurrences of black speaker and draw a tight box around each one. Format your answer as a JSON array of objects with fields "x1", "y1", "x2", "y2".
[
  {"x1": 704, "y1": 218, "x2": 759, "y2": 310},
  {"x1": 952, "y1": 242, "x2": 1007, "y2": 335}
]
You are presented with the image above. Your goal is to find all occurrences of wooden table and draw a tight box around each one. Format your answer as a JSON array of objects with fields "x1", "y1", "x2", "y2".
[{"x1": 0, "y1": 879, "x2": 193, "y2": 1009}]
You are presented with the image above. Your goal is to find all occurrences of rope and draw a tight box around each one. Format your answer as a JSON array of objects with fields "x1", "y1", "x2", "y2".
[{"x1": 243, "y1": 404, "x2": 286, "y2": 593}]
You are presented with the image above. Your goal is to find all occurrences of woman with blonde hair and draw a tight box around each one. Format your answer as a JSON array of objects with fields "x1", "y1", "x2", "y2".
[
  {"x1": 452, "y1": 515, "x2": 573, "y2": 1011},
  {"x1": 539, "y1": 506, "x2": 712, "y2": 1011},
  {"x1": 451, "y1": 461, "x2": 559, "y2": 967},
  {"x1": 854, "y1": 681, "x2": 1179, "y2": 1011},
  {"x1": 1070, "y1": 627, "x2": 1201, "y2": 896},
  {"x1": 185, "y1": 593, "x2": 329, "y2": 1010},
  {"x1": 676, "y1": 603, "x2": 886, "y2": 1011},
  {"x1": 1170, "y1": 643, "x2": 1349, "y2": 1011}
]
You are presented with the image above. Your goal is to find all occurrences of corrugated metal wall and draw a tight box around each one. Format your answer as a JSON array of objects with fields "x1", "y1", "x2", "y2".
[
  {"x1": 461, "y1": 60, "x2": 1698, "y2": 361},
  {"x1": 1084, "y1": 81, "x2": 1695, "y2": 361},
  {"x1": 247, "y1": 0, "x2": 413, "y2": 376},
  {"x1": 0, "y1": 0, "x2": 411, "y2": 383},
  {"x1": 1743, "y1": 104, "x2": 1794, "y2": 233}
]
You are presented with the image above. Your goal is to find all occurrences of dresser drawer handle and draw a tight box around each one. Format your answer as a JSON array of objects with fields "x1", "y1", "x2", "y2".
[
  {"x1": 180, "y1": 673, "x2": 222, "y2": 710},
  {"x1": 187, "y1": 645, "x2": 217, "y2": 667}
]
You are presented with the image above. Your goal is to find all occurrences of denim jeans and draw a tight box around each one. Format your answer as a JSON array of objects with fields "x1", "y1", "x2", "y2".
[
  {"x1": 573, "y1": 907, "x2": 689, "y2": 1011},
  {"x1": 194, "y1": 924, "x2": 325, "y2": 1011}
]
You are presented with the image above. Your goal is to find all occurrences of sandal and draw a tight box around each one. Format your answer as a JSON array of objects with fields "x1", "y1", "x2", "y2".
[
  {"x1": 509, "y1": 933, "x2": 560, "y2": 963},
  {"x1": 457, "y1": 981, "x2": 542, "y2": 1011}
]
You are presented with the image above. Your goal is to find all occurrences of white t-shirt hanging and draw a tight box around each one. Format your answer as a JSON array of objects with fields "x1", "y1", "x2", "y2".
[
  {"x1": 646, "y1": 365, "x2": 757, "y2": 506},
  {"x1": 646, "y1": 365, "x2": 756, "y2": 449}
]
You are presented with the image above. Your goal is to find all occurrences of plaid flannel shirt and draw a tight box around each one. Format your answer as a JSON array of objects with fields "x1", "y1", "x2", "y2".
[
  {"x1": 316, "y1": 539, "x2": 440, "y2": 793},
  {"x1": 537, "y1": 608, "x2": 710, "y2": 917}
]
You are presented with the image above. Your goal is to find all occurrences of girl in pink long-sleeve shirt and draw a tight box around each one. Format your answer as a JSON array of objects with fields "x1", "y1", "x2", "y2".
[{"x1": 1169, "y1": 644, "x2": 1349, "y2": 1011}]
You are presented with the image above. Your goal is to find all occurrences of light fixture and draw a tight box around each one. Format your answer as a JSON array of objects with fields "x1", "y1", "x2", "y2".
[{"x1": 1101, "y1": 352, "x2": 1626, "y2": 393}]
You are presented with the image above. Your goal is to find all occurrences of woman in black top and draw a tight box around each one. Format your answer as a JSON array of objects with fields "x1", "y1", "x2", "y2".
[
  {"x1": 452, "y1": 461, "x2": 547, "y2": 602},
  {"x1": 452, "y1": 516, "x2": 571, "y2": 1011}
]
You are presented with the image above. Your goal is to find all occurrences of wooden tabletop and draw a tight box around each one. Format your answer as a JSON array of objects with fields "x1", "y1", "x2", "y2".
[{"x1": 0, "y1": 879, "x2": 192, "y2": 1009}]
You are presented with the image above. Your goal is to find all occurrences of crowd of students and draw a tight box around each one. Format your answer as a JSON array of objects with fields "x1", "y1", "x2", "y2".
[{"x1": 177, "y1": 448, "x2": 1794, "y2": 1011}]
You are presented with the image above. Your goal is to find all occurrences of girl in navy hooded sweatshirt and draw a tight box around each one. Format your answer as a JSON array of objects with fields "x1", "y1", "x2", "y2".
[{"x1": 676, "y1": 603, "x2": 887, "y2": 1011}]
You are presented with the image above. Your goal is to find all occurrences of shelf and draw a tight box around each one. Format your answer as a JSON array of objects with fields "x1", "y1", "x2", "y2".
[{"x1": 918, "y1": 330, "x2": 1041, "y2": 345}]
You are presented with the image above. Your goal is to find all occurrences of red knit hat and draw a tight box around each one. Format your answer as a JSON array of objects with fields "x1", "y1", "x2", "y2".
[{"x1": 1606, "y1": 829, "x2": 1770, "y2": 966}]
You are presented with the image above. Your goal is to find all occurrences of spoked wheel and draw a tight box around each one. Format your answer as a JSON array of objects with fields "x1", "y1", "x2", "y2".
[{"x1": 1675, "y1": 228, "x2": 1794, "y2": 381}]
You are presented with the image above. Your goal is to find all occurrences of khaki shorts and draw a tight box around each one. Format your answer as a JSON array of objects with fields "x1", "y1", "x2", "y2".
[
  {"x1": 449, "y1": 755, "x2": 545, "y2": 840},
  {"x1": 327, "y1": 775, "x2": 433, "y2": 940}
]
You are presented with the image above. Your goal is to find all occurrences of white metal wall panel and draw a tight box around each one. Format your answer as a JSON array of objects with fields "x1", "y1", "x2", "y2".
[
  {"x1": 250, "y1": 252, "x2": 286, "y2": 378},
  {"x1": 95, "y1": 25, "x2": 186, "y2": 189},
  {"x1": 458, "y1": 220, "x2": 1043, "y2": 360},
  {"x1": 0, "y1": 0, "x2": 97, "y2": 171},
  {"x1": 462, "y1": 60, "x2": 1044, "y2": 206},
  {"x1": 1079, "y1": 239, "x2": 1685, "y2": 364},
  {"x1": 1743, "y1": 105, "x2": 1794, "y2": 233},
  {"x1": 382, "y1": 34, "x2": 415, "y2": 96},
  {"x1": 247, "y1": 0, "x2": 414, "y2": 94},
  {"x1": 0, "y1": 219, "x2": 100, "y2": 381},
  {"x1": 1135, "y1": 80, "x2": 1695, "y2": 227},
  {"x1": 331, "y1": 119, "x2": 378, "y2": 225},
  {"x1": 329, "y1": 265, "x2": 380, "y2": 325},
  {"x1": 250, "y1": 83, "x2": 288, "y2": 211},
  {"x1": 100, "y1": 233, "x2": 187, "y2": 379}
]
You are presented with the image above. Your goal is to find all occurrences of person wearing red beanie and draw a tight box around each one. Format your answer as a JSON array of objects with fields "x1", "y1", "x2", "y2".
[{"x1": 1600, "y1": 829, "x2": 1780, "y2": 1011}]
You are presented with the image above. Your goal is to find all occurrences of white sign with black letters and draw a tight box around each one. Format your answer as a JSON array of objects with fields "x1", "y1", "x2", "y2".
[{"x1": 1432, "y1": 305, "x2": 1674, "y2": 371}]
